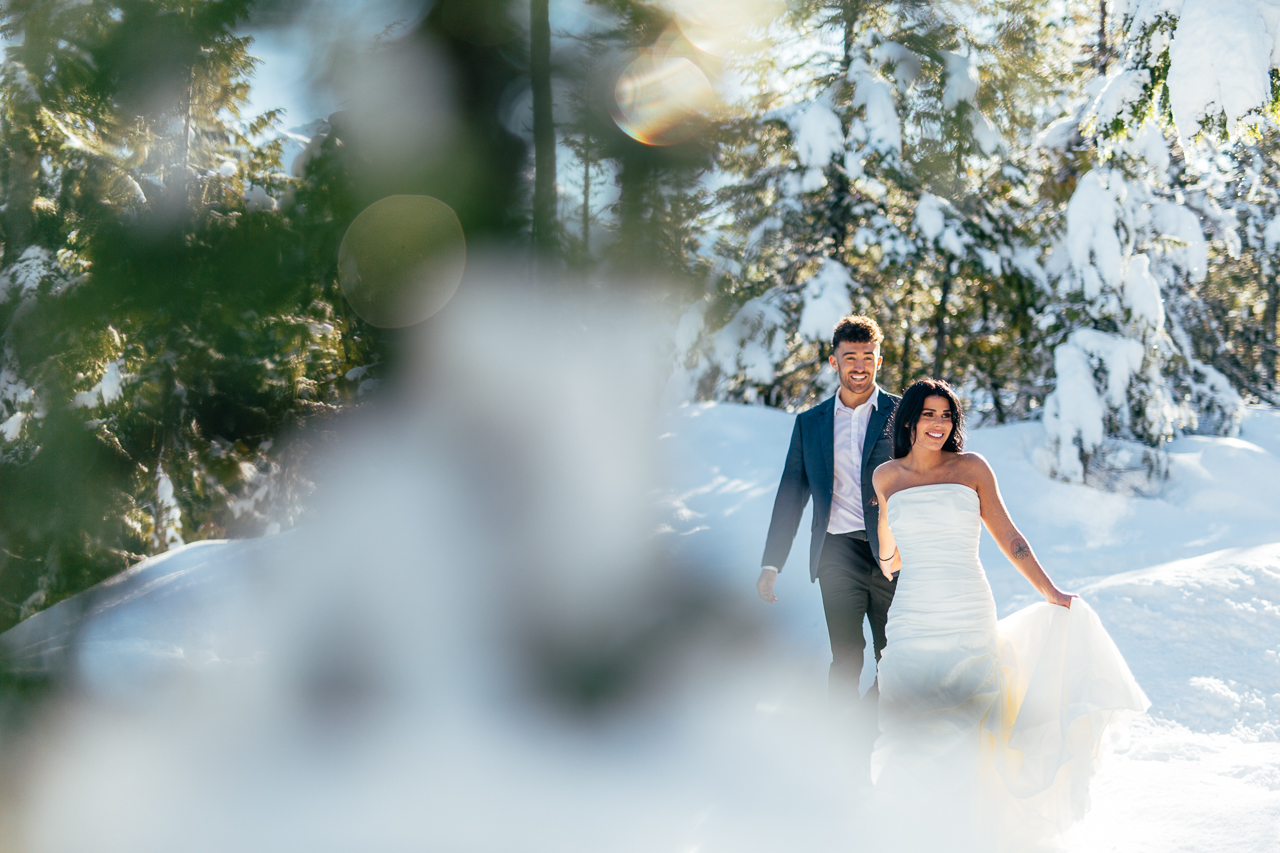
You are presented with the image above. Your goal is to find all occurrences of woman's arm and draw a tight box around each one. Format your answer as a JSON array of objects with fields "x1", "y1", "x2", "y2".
[
  {"x1": 968, "y1": 455, "x2": 1074, "y2": 608},
  {"x1": 872, "y1": 463, "x2": 901, "y2": 580}
]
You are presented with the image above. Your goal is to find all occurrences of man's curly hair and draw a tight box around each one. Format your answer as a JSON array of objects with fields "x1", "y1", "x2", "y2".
[{"x1": 832, "y1": 315, "x2": 884, "y2": 349}]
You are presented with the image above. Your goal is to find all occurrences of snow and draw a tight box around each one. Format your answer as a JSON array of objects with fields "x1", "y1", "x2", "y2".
[
  {"x1": 915, "y1": 192, "x2": 969, "y2": 256},
  {"x1": 1117, "y1": 0, "x2": 1184, "y2": 32},
  {"x1": 122, "y1": 175, "x2": 147, "y2": 205},
  {"x1": 153, "y1": 466, "x2": 184, "y2": 551},
  {"x1": 99, "y1": 360, "x2": 124, "y2": 405},
  {"x1": 1089, "y1": 68, "x2": 1150, "y2": 131},
  {"x1": 70, "y1": 389, "x2": 98, "y2": 409},
  {"x1": 796, "y1": 259, "x2": 854, "y2": 341},
  {"x1": 71, "y1": 359, "x2": 127, "y2": 409},
  {"x1": 1126, "y1": 120, "x2": 1171, "y2": 176},
  {"x1": 1151, "y1": 199, "x2": 1208, "y2": 281},
  {"x1": 969, "y1": 109, "x2": 1001, "y2": 155},
  {"x1": 1012, "y1": 245, "x2": 1048, "y2": 287},
  {"x1": 1080, "y1": 543, "x2": 1280, "y2": 738},
  {"x1": 849, "y1": 61, "x2": 901, "y2": 155},
  {"x1": 652, "y1": 402, "x2": 1280, "y2": 849},
  {"x1": 976, "y1": 246, "x2": 1003, "y2": 277},
  {"x1": 787, "y1": 98, "x2": 843, "y2": 191},
  {"x1": 1059, "y1": 165, "x2": 1189, "y2": 333},
  {"x1": 343, "y1": 364, "x2": 373, "y2": 382},
  {"x1": 0, "y1": 246, "x2": 51, "y2": 298},
  {"x1": 710, "y1": 296, "x2": 789, "y2": 386},
  {"x1": 287, "y1": 121, "x2": 332, "y2": 178},
  {"x1": 1052, "y1": 153, "x2": 1231, "y2": 478},
  {"x1": 1065, "y1": 171, "x2": 1124, "y2": 296},
  {"x1": 6, "y1": 292, "x2": 1280, "y2": 849},
  {"x1": 1034, "y1": 115, "x2": 1080, "y2": 150},
  {"x1": 0, "y1": 411, "x2": 25, "y2": 442},
  {"x1": 915, "y1": 192, "x2": 946, "y2": 240},
  {"x1": 1121, "y1": 253, "x2": 1164, "y2": 331},
  {"x1": 938, "y1": 225, "x2": 968, "y2": 257},
  {"x1": 869, "y1": 40, "x2": 920, "y2": 90},
  {"x1": 672, "y1": 299, "x2": 708, "y2": 357},
  {"x1": 244, "y1": 184, "x2": 279, "y2": 212},
  {"x1": 942, "y1": 51, "x2": 978, "y2": 109},
  {"x1": 1165, "y1": 0, "x2": 1280, "y2": 144},
  {"x1": 1042, "y1": 329, "x2": 1147, "y2": 482}
]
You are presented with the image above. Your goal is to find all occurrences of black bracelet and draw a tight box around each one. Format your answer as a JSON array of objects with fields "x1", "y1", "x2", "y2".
[{"x1": 877, "y1": 547, "x2": 898, "y2": 563}]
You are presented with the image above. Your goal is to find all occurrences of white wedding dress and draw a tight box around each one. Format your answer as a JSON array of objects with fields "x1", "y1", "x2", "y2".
[{"x1": 869, "y1": 483, "x2": 1149, "y2": 852}]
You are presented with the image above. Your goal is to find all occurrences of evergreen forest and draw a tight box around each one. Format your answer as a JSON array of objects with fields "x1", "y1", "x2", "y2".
[{"x1": 0, "y1": 0, "x2": 1274, "y2": 629}]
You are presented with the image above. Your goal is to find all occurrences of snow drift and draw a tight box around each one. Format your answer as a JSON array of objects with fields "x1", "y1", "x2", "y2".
[{"x1": 3, "y1": 368, "x2": 1280, "y2": 849}]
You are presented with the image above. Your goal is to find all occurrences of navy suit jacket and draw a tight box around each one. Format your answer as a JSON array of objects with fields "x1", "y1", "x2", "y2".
[{"x1": 761, "y1": 388, "x2": 901, "y2": 581}]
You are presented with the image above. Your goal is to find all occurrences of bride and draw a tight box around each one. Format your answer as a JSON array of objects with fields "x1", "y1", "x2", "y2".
[{"x1": 868, "y1": 378, "x2": 1148, "y2": 852}]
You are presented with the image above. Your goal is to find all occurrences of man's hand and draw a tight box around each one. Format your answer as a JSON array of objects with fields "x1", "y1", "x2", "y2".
[{"x1": 757, "y1": 568, "x2": 778, "y2": 603}]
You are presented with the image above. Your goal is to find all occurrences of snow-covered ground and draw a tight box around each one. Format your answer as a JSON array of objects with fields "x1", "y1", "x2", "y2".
[
  {"x1": 658, "y1": 402, "x2": 1280, "y2": 851},
  {"x1": 4, "y1": 397, "x2": 1279, "y2": 850}
]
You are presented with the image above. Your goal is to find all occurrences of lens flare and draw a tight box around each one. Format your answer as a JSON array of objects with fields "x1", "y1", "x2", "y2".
[
  {"x1": 612, "y1": 40, "x2": 716, "y2": 147},
  {"x1": 338, "y1": 195, "x2": 466, "y2": 329},
  {"x1": 667, "y1": 0, "x2": 784, "y2": 56}
]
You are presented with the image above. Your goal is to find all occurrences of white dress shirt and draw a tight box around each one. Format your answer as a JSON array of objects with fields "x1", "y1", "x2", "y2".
[
  {"x1": 827, "y1": 387, "x2": 879, "y2": 534},
  {"x1": 761, "y1": 387, "x2": 881, "y2": 575}
]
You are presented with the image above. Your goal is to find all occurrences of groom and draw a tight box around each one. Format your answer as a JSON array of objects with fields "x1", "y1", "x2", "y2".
[{"x1": 756, "y1": 315, "x2": 900, "y2": 709}]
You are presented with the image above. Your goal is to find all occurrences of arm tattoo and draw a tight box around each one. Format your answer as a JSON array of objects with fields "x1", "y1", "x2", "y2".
[{"x1": 1011, "y1": 537, "x2": 1031, "y2": 560}]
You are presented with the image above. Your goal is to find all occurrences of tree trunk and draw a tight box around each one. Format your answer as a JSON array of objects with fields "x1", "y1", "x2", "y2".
[
  {"x1": 841, "y1": 0, "x2": 858, "y2": 74},
  {"x1": 580, "y1": 140, "x2": 591, "y2": 255},
  {"x1": 616, "y1": 156, "x2": 649, "y2": 269},
  {"x1": 1264, "y1": 275, "x2": 1279, "y2": 385},
  {"x1": 1097, "y1": 0, "x2": 1110, "y2": 73},
  {"x1": 989, "y1": 380, "x2": 1006, "y2": 424},
  {"x1": 825, "y1": 172, "x2": 852, "y2": 259},
  {"x1": 531, "y1": 0, "x2": 557, "y2": 256},
  {"x1": 825, "y1": 0, "x2": 859, "y2": 258},
  {"x1": 177, "y1": 60, "x2": 196, "y2": 215},
  {"x1": 933, "y1": 276, "x2": 951, "y2": 378},
  {"x1": 899, "y1": 324, "x2": 913, "y2": 391},
  {"x1": 1, "y1": 110, "x2": 39, "y2": 269},
  {"x1": 899, "y1": 284, "x2": 913, "y2": 391}
]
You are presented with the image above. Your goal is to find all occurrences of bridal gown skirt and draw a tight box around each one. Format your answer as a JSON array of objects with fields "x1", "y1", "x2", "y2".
[{"x1": 869, "y1": 484, "x2": 1149, "y2": 852}]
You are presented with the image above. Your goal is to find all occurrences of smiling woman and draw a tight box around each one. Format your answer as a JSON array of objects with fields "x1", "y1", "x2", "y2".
[
  {"x1": 871, "y1": 377, "x2": 1067, "y2": 609},
  {"x1": 864, "y1": 378, "x2": 1144, "y2": 850},
  {"x1": 891, "y1": 378, "x2": 965, "y2": 459}
]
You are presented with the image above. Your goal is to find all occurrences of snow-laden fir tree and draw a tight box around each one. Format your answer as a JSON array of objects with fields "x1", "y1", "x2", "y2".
[
  {"x1": 667, "y1": 0, "x2": 1067, "y2": 419},
  {"x1": 1171, "y1": 126, "x2": 1280, "y2": 405},
  {"x1": 1033, "y1": 0, "x2": 1252, "y2": 490},
  {"x1": 0, "y1": 0, "x2": 373, "y2": 628}
]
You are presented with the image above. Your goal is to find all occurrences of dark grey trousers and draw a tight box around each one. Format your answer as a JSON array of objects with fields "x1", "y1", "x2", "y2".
[{"x1": 816, "y1": 531, "x2": 898, "y2": 707}]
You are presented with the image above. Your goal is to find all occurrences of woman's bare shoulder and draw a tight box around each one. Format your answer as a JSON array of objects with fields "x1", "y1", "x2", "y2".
[
  {"x1": 872, "y1": 457, "x2": 905, "y2": 488},
  {"x1": 952, "y1": 450, "x2": 991, "y2": 470},
  {"x1": 952, "y1": 451, "x2": 997, "y2": 486}
]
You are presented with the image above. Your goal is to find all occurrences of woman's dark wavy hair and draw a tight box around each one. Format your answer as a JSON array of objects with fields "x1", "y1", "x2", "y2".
[{"x1": 892, "y1": 378, "x2": 965, "y2": 459}]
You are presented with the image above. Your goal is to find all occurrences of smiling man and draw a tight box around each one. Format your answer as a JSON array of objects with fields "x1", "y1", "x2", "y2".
[{"x1": 756, "y1": 315, "x2": 902, "y2": 717}]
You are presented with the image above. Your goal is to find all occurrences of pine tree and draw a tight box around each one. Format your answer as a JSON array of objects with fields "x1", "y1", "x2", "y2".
[
  {"x1": 1036, "y1": 1, "x2": 1248, "y2": 489},
  {"x1": 0, "y1": 0, "x2": 371, "y2": 629},
  {"x1": 530, "y1": 0, "x2": 559, "y2": 259},
  {"x1": 668, "y1": 0, "x2": 1063, "y2": 419}
]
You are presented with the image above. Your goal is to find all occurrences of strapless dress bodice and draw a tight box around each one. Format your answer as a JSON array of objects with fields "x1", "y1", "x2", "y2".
[
  {"x1": 886, "y1": 481, "x2": 982, "y2": 555},
  {"x1": 884, "y1": 483, "x2": 995, "y2": 641}
]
